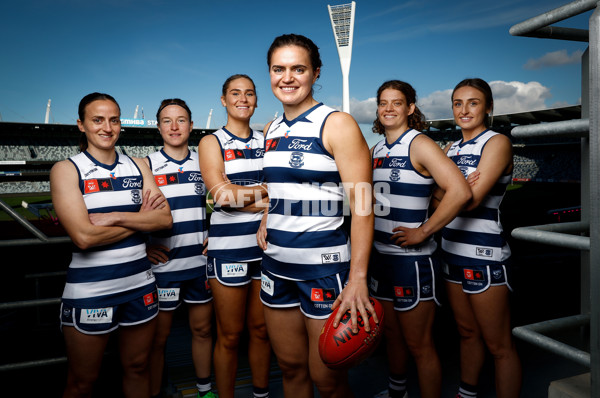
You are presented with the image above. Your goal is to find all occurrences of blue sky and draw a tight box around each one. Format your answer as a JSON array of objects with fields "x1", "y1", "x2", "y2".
[{"x1": 0, "y1": 0, "x2": 590, "y2": 146}]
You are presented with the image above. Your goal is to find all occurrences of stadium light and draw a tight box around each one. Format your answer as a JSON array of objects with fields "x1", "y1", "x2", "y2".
[{"x1": 327, "y1": 1, "x2": 356, "y2": 114}]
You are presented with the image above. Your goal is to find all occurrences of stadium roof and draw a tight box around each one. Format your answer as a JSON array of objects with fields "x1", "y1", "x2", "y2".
[{"x1": 427, "y1": 104, "x2": 582, "y2": 131}]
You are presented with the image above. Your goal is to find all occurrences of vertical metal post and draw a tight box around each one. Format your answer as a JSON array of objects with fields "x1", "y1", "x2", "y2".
[
  {"x1": 581, "y1": 48, "x2": 590, "y2": 315},
  {"x1": 589, "y1": 4, "x2": 600, "y2": 395}
]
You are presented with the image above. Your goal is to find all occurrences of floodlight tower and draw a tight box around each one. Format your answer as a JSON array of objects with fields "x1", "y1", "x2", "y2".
[{"x1": 328, "y1": 1, "x2": 356, "y2": 114}]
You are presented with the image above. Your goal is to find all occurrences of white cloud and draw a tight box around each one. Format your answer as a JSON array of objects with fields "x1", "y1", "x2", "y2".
[
  {"x1": 524, "y1": 49, "x2": 584, "y2": 70},
  {"x1": 355, "y1": 80, "x2": 555, "y2": 123},
  {"x1": 490, "y1": 80, "x2": 551, "y2": 114},
  {"x1": 417, "y1": 89, "x2": 453, "y2": 120},
  {"x1": 349, "y1": 97, "x2": 378, "y2": 124}
]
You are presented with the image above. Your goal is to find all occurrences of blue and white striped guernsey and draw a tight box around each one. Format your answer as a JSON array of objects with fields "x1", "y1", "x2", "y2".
[
  {"x1": 207, "y1": 127, "x2": 264, "y2": 262},
  {"x1": 147, "y1": 149, "x2": 207, "y2": 281},
  {"x1": 441, "y1": 130, "x2": 512, "y2": 266},
  {"x1": 62, "y1": 151, "x2": 155, "y2": 308},
  {"x1": 372, "y1": 129, "x2": 436, "y2": 256},
  {"x1": 262, "y1": 103, "x2": 350, "y2": 280}
]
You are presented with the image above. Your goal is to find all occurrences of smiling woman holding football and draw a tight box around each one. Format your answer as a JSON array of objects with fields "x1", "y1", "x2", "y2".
[
  {"x1": 257, "y1": 33, "x2": 376, "y2": 398},
  {"x1": 369, "y1": 80, "x2": 471, "y2": 398},
  {"x1": 198, "y1": 74, "x2": 271, "y2": 398},
  {"x1": 439, "y1": 78, "x2": 521, "y2": 398},
  {"x1": 50, "y1": 92, "x2": 172, "y2": 398}
]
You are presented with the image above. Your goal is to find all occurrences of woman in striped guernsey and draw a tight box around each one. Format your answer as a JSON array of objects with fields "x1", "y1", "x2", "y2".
[
  {"x1": 258, "y1": 33, "x2": 376, "y2": 398},
  {"x1": 198, "y1": 75, "x2": 271, "y2": 398},
  {"x1": 145, "y1": 99, "x2": 215, "y2": 398},
  {"x1": 438, "y1": 78, "x2": 521, "y2": 398},
  {"x1": 370, "y1": 80, "x2": 471, "y2": 398},
  {"x1": 50, "y1": 93, "x2": 172, "y2": 398}
]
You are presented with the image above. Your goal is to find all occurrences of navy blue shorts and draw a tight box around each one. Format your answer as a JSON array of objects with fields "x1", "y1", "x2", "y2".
[
  {"x1": 260, "y1": 268, "x2": 350, "y2": 319},
  {"x1": 369, "y1": 250, "x2": 440, "y2": 311},
  {"x1": 60, "y1": 290, "x2": 159, "y2": 335},
  {"x1": 207, "y1": 257, "x2": 262, "y2": 286},
  {"x1": 156, "y1": 275, "x2": 212, "y2": 311},
  {"x1": 443, "y1": 261, "x2": 513, "y2": 294}
]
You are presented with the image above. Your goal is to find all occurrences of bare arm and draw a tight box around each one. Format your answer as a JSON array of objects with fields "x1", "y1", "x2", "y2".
[
  {"x1": 50, "y1": 160, "x2": 144, "y2": 250},
  {"x1": 463, "y1": 134, "x2": 513, "y2": 211},
  {"x1": 392, "y1": 135, "x2": 471, "y2": 247},
  {"x1": 324, "y1": 112, "x2": 377, "y2": 333},
  {"x1": 198, "y1": 134, "x2": 267, "y2": 210}
]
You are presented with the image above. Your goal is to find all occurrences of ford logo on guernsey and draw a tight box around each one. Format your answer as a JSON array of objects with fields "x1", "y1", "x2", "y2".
[{"x1": 289, "y1": 152, "x2": 304, "y2": 168}]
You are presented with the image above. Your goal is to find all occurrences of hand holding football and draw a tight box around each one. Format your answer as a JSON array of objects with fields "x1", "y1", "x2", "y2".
[{"x1": 318, "y1": 297, "x2": 384, "y2": 369}]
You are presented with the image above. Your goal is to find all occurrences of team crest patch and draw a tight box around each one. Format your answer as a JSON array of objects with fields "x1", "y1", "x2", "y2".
[
  {"x1": 289, "y1": 152, "x2": 304, "y2": 168},
  {"x1": 80, "y1": 308, "x2": 113, "y2": 324},
  {"x1": 492, "y1": 269, "x2": 503, "y2": 280},
  {"x1": 131, "y1": 189, "x2": 142, "y2": 204},
  {"x1": 195, "y1": 182, "x2": 206, "y2": 195},
  {"x1": 321, "y1": 252, "x2": 340, "y2": 264},
  {"x1": 389, "y1": 169, "x2": 401, "y2": 182},
  {"x1": 422, "y1": 284, "x2": 432, "y2": 295}
]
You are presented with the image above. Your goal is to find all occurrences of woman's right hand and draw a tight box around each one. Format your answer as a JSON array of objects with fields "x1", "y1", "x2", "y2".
[
  {"x1": 257, "y1": 211, "x2": 268, "y2": 250},
  {"x1": 146, "y1": 243, "x2": 170, "y2": 264}
]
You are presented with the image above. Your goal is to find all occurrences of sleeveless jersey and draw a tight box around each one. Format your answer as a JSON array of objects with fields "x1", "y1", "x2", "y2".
[
  {"x1": 262, "y1": 103, "x2": 350, "y2": 280},
  {"x1": 147, "y1": 149, "x2": 207, "y2": 281},
  {"x1": 62, "y1": 151, "x2": 155, "y2": 308},
  {"x1": 206, "y1": 127, "x2": 264, "y2": 262},
  {"x1": 372, "y1": 129, "x2": 436, "y2": 256},
  {"x1": 441, "y1": 130, "x2": 512, "y2": 266}
]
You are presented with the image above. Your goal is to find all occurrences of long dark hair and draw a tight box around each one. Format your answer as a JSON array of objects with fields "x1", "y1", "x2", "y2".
[
  {"x1": 372, "y1": 80, "x2": 427, "y2": 135},
  {"x1": 78, "y1": 92, "x2": 120, "y2": 152},
  {"x1": 452, "y1": 78, "x2": 494, "y2": 128},
  {"x1": 267, "y1": 33, "x2": 322, "y2": 77}
]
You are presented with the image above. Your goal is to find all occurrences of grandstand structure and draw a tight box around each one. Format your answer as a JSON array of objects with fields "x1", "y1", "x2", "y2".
[
  {"x1": 0, "y1": 104, "x2": 582, "y2": 195},
  {"x1": 426, "y1": 104, "x2": 582, "y2": 183},
  {"x1": 0, "y1": 122, "x2": 214, "y2": 194}
]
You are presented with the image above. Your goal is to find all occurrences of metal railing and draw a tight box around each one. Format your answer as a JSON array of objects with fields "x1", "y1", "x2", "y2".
[
  {"x1": 0, "y1": 198, "x2": 69, "y2": 372},
  {"x1": 509, "y1": 1, "x2": 600, "y2": 396}
]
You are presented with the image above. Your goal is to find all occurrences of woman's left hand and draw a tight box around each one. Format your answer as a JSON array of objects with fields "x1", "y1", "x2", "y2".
[
  {"x1": 391, "y1": 225, "x2": 427, "y2": 247},
  {"x1": 331, "y1": 279, "x2": 377, "y2": 334}
]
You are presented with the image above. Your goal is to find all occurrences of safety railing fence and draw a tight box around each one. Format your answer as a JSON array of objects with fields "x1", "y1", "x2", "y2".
[
  {"x1": 0, "y1": 198, "x2": 69, "y2": 372},
  {"x1": 509, "y1": 0, "x2": 600, "y2": 396}
]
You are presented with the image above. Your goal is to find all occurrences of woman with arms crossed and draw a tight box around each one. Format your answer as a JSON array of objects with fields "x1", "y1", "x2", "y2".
[
  {"x1": 439, "y1": 78, "x2": 521, "y2": 398},
  {"x1": 51, "y1": 92, "x2": 172, "y2": 398},
  {"x1": 370, "y1": 80, "x2": 471, "y2": 398},
  {"x1": 145, "y1": 99, "x2": 215, "y2": 398},
  {"x1": 198, "y1": 74, "x2": 271, "y2": 398},
  {"x1": 258, "y1": 33, "x2": 376, "y2": 398}
]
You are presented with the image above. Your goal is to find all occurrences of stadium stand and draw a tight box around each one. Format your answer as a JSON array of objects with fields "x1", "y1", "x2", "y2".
[{"x1": 0, "y1": 107, "x2": 583, "y2": 194}]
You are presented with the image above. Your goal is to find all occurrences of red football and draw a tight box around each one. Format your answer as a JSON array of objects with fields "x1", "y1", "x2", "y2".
[{"x1": 318, "y1": 297, "x2": 384, "y2": 369}]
